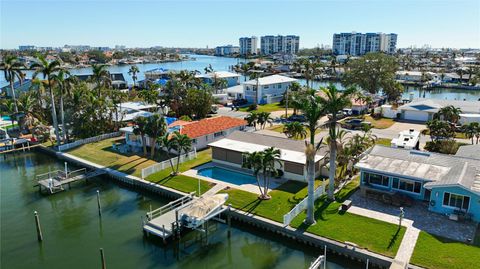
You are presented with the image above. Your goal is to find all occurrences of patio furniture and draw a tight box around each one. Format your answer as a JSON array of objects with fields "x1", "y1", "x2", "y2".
[{"x1": 341, "y1": 200, "x2": 352, "y2": 212}]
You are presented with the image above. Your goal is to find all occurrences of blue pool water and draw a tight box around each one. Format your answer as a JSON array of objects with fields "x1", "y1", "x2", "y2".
[
  {"x1": 2, "y1": 116, "x2": 11, "y2": 121},
  {"x1": 198, "y1": 166, "x2": 257, "y2": 185}
]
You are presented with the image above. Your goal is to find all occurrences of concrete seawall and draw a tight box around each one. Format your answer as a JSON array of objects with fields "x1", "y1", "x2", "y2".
[{"x1": 37, "y1": 145, "x2": 414, "y2": 269}]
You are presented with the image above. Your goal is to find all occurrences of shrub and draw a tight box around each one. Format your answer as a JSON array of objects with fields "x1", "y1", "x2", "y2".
[
  {"x1": 179, "y1": 115, "x2": 192, "y2": 122},
  {"x1": 247, "y1": 104, "x2": 257, "y2": 111},
  {"x1": 424, "y1": 140, "x2": 460, "y2": 155}
]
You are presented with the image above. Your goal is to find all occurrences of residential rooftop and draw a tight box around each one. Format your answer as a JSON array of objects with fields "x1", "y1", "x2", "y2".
[
  {"x1": 178, "y1": 116, "x2": 246, "y2": 138},
  {"x1": 398, "y1": 98, "x2": 480, "y2": 114},
  {"x1": 356, "y1": 145, "x2": 480, "y2": 194},
  {"x1": 244, "y1": 74, "x2": 297, "y2": 86}
]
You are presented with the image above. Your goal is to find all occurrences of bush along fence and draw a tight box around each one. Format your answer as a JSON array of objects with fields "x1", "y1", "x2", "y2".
[
  {"x1": 283, "y1": 183, "x2": 326, "y2": 226},
  {"x1": 58, "y1": 132, "x2": 122, "y2": 152},
  {"x1": 141, "y1": 148, "x2": 197, "y2": 179}
]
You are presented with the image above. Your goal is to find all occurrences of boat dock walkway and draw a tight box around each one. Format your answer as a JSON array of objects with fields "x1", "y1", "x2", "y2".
[{"x1": 36, "y1": 168, "x2": 106, "y2": 194}]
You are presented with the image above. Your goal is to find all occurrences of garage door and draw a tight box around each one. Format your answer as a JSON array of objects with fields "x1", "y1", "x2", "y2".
[{"x1": 404, "y1": 111, "x2": 429, "y2": 122}]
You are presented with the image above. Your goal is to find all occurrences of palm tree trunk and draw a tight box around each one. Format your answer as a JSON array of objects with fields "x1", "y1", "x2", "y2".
[
  {"x1": 10, "y1": 80, "x2": 18, "y2": 113},
  {"x1": 328, "y1": 139, "x2": 336, "y2": 200},
  {"x1": 60, "y1": 94, "x2": 67, "y2": 143},
  {"x1": 150, "y1": 138, "x2": 157, "y2": 159},
  {"x1": 142, "y1": 135, "x2": 147, "y2": 156},
  {"x1": 48, "y1": 84, "x2": 61, "y2": 147},
  {"x1": 254, "y1": 174, "x2": 263, "y2": 195},
  {"x1": 176, "y1": 150, "x2": 182, "y2": 173},
  {"x1": 306, "y1": 158, "x2": 315, "y2": 224}
]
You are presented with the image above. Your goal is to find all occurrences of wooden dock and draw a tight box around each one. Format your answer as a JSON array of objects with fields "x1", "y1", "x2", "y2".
[
  {"x1": 143, "y1": 193, "x2": 196, "y2": 239},
  {"x1": 36, "y1": 168, "x2": 106, "y2": 194}
]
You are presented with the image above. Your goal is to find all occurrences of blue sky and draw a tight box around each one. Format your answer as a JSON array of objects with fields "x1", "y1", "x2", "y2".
[{"x1": 1, "y1": 0, "x2": 479, "y2": 49}]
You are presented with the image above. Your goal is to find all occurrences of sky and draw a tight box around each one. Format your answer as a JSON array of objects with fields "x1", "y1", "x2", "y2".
[{"x1": 1, "y1": 0, "x2": 479, "y2": 49}]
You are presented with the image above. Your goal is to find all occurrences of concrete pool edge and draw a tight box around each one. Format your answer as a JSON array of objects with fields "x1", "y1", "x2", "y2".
[{"x1": 36, "y1": 145, "x2": 418, "y2": 269}]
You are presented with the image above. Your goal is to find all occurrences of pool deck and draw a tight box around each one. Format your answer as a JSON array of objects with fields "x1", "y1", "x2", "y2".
[{"x1": 183, "y1": 162, "x2": 286, "y2": 195}]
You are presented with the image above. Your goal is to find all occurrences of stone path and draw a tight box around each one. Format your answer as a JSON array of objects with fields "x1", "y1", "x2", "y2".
[
  {"x1": 348, "y1": 206, "x2": 419, "y2": 269},
  {"x1": 203, "y1": 183, "x2": 227, "y2": 196}
]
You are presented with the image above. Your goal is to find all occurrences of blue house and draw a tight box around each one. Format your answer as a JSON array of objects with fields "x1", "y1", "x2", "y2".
[{"x1": 355, "y1": 145, "x2": 480, "y2": 222}]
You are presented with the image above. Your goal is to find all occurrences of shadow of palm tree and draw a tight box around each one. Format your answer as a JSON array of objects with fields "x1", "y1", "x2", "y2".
[{"x1": 388, "y1": 227, "x2": 401, "y2": 249}]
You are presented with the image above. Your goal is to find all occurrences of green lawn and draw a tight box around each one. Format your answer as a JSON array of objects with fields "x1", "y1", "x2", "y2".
[
  {"x1": 375, "y1": 138, "x2": 392, "y2": 146},
  {"x1": 239, "y1": 102, "x2": 285, "y2": 113},
  {"x1": 364, "y1": 115, "x2": 395, "y2": 129},
  {"x1": 145, "y1": 148, "x2": 213, "y2": 195},
  {"x1": 222, "y1": 177, "x2": 405, "y2": 257},
  {"x1": 68, "y1": 137, "x2": 164, "y2": 177},
  {"x1": 411, "y1": 231, "x2": 480, "y2": 269}
]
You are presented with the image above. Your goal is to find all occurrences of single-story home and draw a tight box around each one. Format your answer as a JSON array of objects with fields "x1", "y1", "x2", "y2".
[
  {"x1": 208, "y1": 131, "x2": 328, "y2": 182},
  {"x1": 396, "y1": 71, "x2": 438, "y2": 82},
  {"x1": 243, "y1": 74, "x2": 297, "y2": 104},
  {"x1": 355, "y1": 145, "x2": 480, "y2": 222},
  {"x1": 397, "y1": 98, "x2": 480, "y2": 122},
  {"x1": 112, "y1": 102, "x2": 157, "y2": 123},
  {"x1": 120, "y1": 116, "x2": 246, "y2": 151}
]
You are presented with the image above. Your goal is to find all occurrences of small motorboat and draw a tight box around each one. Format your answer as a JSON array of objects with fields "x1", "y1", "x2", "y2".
[{"x1": 180, "y1": 193, "x2": 229, "y2": 228}]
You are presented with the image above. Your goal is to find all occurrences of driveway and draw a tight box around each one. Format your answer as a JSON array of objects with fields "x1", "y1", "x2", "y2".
[{"x1": 216, "y1": 106, "x2": 248, "y2": 119}]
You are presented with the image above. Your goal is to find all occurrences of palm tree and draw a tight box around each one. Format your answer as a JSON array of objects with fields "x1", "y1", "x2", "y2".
[
  {"x1": 145, "y1": 114, "x2": 167, "y2": 158},
  {"x1": 128, "y1": 65, "x2": 139, "y2": 89},
  {"x1": 247, "y1": 70, "x2": 264, "y2": 107},
  {"x1": 434, "y1": 105, "x2": 462, "y2": 125},
  {"x1": 244, "y1": 112, "x2": 258, "y2": 130},
  {"x1": 283, "y1": 121, "x2": 307, "y2": 139},
  {"x1": 91, "y1": 64, "x2": 111, "y2": 95},
  {"x1": 317, "y1": 84, "x2": 357, "y2": 200},
  {"x1": 133, "y1": 116, "x2": 149, "y2": 156},
  {"x1": 462, "y1": 122, "x2": 480, "y2": 144},
  {"x1": 171, "y1": 131, "x2": 192, "y2": 174},
  {"x1": 51, "y1": 69, "x2": 76, "y2": 143},
  {"x1": 1, "y1": 55, "x2": 25, "y2": 113},
  {"x1": 259, "y1": 147, "x2": 282, "y2": 199},
  {"x1": 242, "y1": 151, "x2": 264, "y2": 197},
  {"x1": 256, "y1": 112, "x2": 273, "y2": 129},
  {"x1": 300, "y1": 93, "x2": 325, "y2": 224},
  {"x1": 30, "y1": 55, "x2": 62, "y2": 146},
  {"x1": 160, "y1": 133, "x2": 175, "y2": 174}
]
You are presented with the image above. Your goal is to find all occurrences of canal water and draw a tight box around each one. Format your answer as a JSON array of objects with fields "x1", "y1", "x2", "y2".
[
  {"x1": 1, "y1": 151, "x2": 362, "y2": 269},
  {"x1": 1, "y1": 54, "x2": 480, "y2": 101}
]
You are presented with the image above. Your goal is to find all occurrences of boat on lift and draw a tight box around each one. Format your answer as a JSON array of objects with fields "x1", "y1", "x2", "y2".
[{"x1": 180, "y1": 193, "x2": 229, "y2": 229}]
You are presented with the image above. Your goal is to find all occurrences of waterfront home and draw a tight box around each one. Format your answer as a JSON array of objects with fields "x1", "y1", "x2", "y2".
[
  {"x1": 120, "y1": 116, "x2": 246, "y2": 151},
  {"x1": 1, "y1": 79, "x2": 33, "y2": 97},
  {"x1": 397, "y1": 98, "x2": 480, "y2": 122},
  {"x1": 196, "y1": 71, "x2": 240, "y2": 88},
  {"x1": 75, "y1": 73, "x2": 128, "y2": 90},
  {"x1": 243, "y1": 74, "x2": 297, "y2": 104},
  {"x1": 208, "y1": 131, "x2": 328, "y2": 182},
  {"x1": 112, "y1": 102, "x2": 158, "y2": 123},
  {"x1": 355, "y1": 145, "x2": 480, "y2": 222},
  {"x1": 395, "y1": 71, "x2": 439, "y2": 83}
]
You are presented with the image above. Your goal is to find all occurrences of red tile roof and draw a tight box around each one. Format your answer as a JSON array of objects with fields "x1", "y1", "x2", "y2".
[{"x1": 178, "y1": 116, "x2": 246, "y2": 138}]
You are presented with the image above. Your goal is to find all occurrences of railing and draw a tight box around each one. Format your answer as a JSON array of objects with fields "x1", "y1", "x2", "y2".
[
  {"x1": 58, "y1": 132, "x2": 122, "y2": 152},
  {"x1": 67, "y1": 168, "x2": 87, "y2": 179},
  {"x1": 141, "y1": 148, "x2": 197, "y2": 179},
  {"x1": 308, "y1": 255, "x2": 325, "y2": 269},
  {"x1": 36, "y1": 170, "x2": 64, "y2": 182},
  {"x1": 146, "y1": 192, "x2": 195, "y2": 220},
  {"x1": 283, "y1": 183, "x2": 326, "y2": 226}
]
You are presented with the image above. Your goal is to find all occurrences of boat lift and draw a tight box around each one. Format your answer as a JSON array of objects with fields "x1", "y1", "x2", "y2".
[{"x1": 143, "y1": 192, "x2": 230, "y2": 241}]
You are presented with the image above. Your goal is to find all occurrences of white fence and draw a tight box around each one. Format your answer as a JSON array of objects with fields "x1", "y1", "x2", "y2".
[
  {"x1": 58, "y1": 132, "x2": 122, "y2": 152},
  {"x1": 141, "y1": 148, "x2": 197, "y2": 179},
  {"x1": 283, "y1": 183, "x2": 326, "y2": 226}
]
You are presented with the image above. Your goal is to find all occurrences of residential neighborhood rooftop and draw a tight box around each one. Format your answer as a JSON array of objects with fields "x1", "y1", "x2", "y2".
[
  {"x1": 398, "y1": 98, "x2": 480, "y2": 114},
  {"x1": 196, "y1": 71, "x2": 240, "y2": 79},
  {"x1": 244, "y1": 74, "x2": 297, "y2": 86},
  {"x1": 178, "y1": 116, "x2": 246, "y2": 138},
  {"x1": 208, "y1": 131, "x2": 326, "y2": 164},
  {"x1": 356, "y1": 145, "x2": 480, "y2": 194}
]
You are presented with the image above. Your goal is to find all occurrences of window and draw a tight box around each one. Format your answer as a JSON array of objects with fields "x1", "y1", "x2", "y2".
[
  {"x1": 214, "y1": 131, "x2": 224, "y2": 138},
  {"x1": 263, "y1": 85, "x2": 269, "y2": 89},
  {"x1": 443, "y1": 192, "x2": 470, "y2": 210},
  {"x1": 192, "y1": 139, "x2": 197, "y2": 144},
  {"x1": 364, "y1": 172, "x2": 389, "y2": 187},
  {"x1": 392, "y1": 178, "x2": 422, "y2": 194}
]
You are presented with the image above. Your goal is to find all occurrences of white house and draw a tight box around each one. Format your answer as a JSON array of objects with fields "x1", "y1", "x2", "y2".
[
  {"x1": 397, "y1": 98, "x2": 480, "y2": 122},
  {"x1": 208, "y1": 131, "x2": 328, "y2": 182},
  {"x1": 395, "y1": 71, "x2": 438, "y2": 82},
  {"x1": 243, "y1": 75, "x2": 297, "y2": 104}
]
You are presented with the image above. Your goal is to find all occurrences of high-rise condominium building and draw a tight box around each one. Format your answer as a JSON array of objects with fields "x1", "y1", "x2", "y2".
[
  {"x1": 332, "y1": 32, "x2": 397, "y2": 56},
  {"x1": 239, "y1": 36, "x2": 258, "y2": 55},
  {"x1": 215, "y1": 45, "x2": 240, "y2": 56},
  {"x1": 260, "y1": 35, "x2": 300, "y2": 55}
]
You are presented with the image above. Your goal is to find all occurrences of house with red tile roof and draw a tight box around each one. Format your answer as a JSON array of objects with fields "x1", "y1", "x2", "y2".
[{"x1": 173, "y1": 116, "x2": 247, "y2": 150}]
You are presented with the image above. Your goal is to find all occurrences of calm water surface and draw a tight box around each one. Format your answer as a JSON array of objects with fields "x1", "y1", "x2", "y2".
[
  {"x1": 1, "y1": 151, "x2": 362, "y2": 269},
  {"x1": 2, "y1": 54, "x2": 478, "y2": 101}
]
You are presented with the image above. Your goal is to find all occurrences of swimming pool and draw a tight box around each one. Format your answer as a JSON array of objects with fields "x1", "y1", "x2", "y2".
[
  {"x1": 1, "y1": 116, "x2": 11, "y2": 121},
  {"x1": 197, "y1": 166, "x2": 257, "y2": 185}
]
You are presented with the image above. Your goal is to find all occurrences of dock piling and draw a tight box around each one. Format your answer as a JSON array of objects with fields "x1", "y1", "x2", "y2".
[
  {"x1": 34, "y1": 211, "x2": 43, "y2": 241},
  {"x1": 99, "y1": 248, "x2": 106, "y2": 269},
  {"x1": 227, "y1": 204, "x2": 232, "y2": 238},
  {"x1": 366, "y1": 258, "x2": 369, "y2": 269},
  {"x1": 97, "y1": 190, "x2": 102, "y2": 216},
  {"x1": 324, "y1": 245, "x2": 327, "y2": 269}
]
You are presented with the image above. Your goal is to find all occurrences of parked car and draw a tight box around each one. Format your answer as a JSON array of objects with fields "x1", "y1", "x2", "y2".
[
  {"x1": 342, "y1": 108, "x2": 353, "y2": 116},
  {"x1": 232, "y1": 98, "x2": 248, "y2": 107},
  {"x1": 342, "y1": 119, "x2": 371, "y2": 130},
  {"x1": 287, "y1": 114, "x2": 306, "y2": 122}
]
